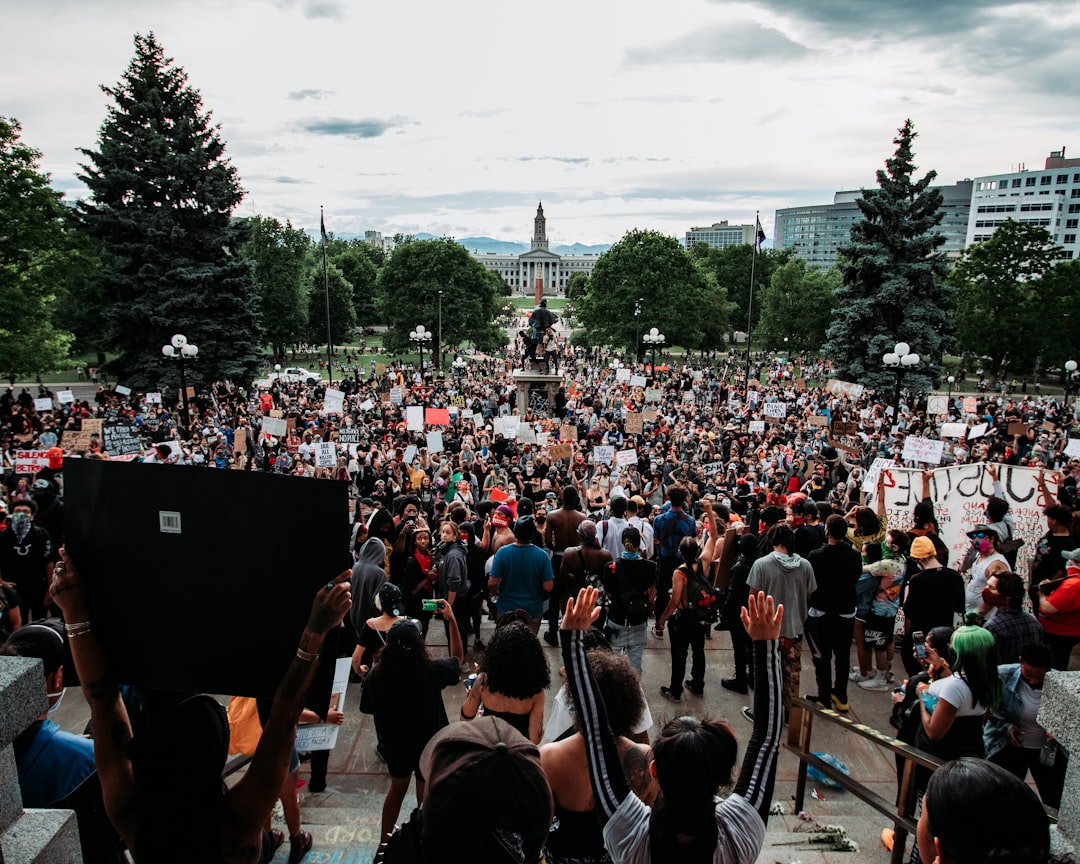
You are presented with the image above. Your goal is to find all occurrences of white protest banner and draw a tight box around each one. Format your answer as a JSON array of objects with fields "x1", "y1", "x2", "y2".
[
  {"x1": 825, "y1": 379, "x2": 865, "y2": 398},
  {"x1": 403, "y1": 445, "x2": 418, "y2": 464},
  {"x1": 294, "y1": 658, "x2": 350, "y2": 751},
  {"x1": 314, "y1": 441, "x2": 336, "y2": 468},
  {"x1": 748, "y1": 420, "x2": 766, "y2": 433},
  {"x1": 322, "y1": 388, "x2": 345, "y2": 415},
  {"x1": 762, "y1": 402, "x2": 787, "y2": 419},
  {"x1": 862, "y1": 457, "x2": 896, "y2": 495},
  {"x1": 1066, "y1": 438, "x2": 1080, "y2": 458},
  {"x1": 426, "y1": 430, "x2": 444, "y2": 453},
  {"x1": 390, "y1": 387, "x2": 403, "y2": 405},
  {"x1": 144, "y1": 392, "x2": 161, "y2": 405},
  {"x1": 406, "y1": 406, "x2": 424, "y2": 432},
  {"x1": 261, "y1": 416, "x2": 288, "y2": 438},
  {"x1": 901, "y1": 436, "x2": 945, "y2": 465},
  {"x1": 968, "y1": 423, "x2": 989, "y2": 440},
  {"x1": 517, "y1": 425, "x2": 536, "y2": 444},
  {"x1": 491, "y1": 418, "x2": 504, "y2": 437},
  {"x1": 34, "y1": 397, "x2": 53, "y2": 412},
  {"x1": 502, "y1": 417, "x2": 520, "y2": 439},
  {"x1": 615, "y1": 367, "x2": 631, "y2": 383},
  {"x1": 15, "y1": 450, "x2": 51, "y2": 473},
  {"x1": 926, "y1": 394, "x2": 948, "y2": 416},
  {"x1": 645, "y1": 388, "x2": 662, "y2": 403},
  {"x1": 56, "y1": 390, "x2": 75, "y2": 404},
  {"x1": 358, "y1": 398, "x2": 374, "y2": 412},
  {"x1": 616, "y1": 448, "x2": 638, "y2": 467},
  {"x1": 114, "y1": 385, "x2": 132, "y2": 396},
  {"x1": 873, "y1": 464, "x2": 1056, "y2": 576},
  {"x1": 630, "y1": 374, "x2": 647, "y2": 388},
  {"x1": 939, "y1": 423, "x2": 968, "y2": 439},
  {"x1": 592, "y1": 446, "x2": 614, "y2": 465},
  {"x1": 536, "y1": 432, "x2": 549, "y2": 447}
]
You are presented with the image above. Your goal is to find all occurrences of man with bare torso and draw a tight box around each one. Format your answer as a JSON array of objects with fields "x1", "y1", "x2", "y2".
[{"x1": 542, "y1": 487, "x2": 586, "y2": 646}]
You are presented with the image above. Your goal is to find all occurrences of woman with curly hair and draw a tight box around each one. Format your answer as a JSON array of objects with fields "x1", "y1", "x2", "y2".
[{"x1": 460, "y1": 616, "x2": 550, "y2": 743}]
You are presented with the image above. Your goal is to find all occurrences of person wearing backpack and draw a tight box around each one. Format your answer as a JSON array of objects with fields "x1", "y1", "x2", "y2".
[
  {"x1": 746, "y1": 523, "x2": 817, "y2": 724},
  {"x1": 600, "y1": 526, "x2": 657, "y2": 673},
  {"x1": 657, "y1": 500, "x2": 722, "y2": 703}
]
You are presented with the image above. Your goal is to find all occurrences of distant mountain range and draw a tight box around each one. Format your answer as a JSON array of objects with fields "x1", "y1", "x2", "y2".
[{"x1": 327, "y1": 232, "x2": 610, "y2": 256}]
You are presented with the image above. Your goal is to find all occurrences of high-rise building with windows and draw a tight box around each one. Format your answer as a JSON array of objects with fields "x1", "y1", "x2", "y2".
[
  {"x1": 967, "y1": 149, "x2": 1080, "y2": 259},
  {"x1": 684, "y1": 220, "x2": 756, "y2": 250},
  {"x1": 773, "y1": 181, "x2": 973, "y2": 270}
]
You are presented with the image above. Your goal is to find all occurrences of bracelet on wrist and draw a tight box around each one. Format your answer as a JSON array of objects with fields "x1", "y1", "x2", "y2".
[
  {"x1": 296, "y1": 647, "x2": 320, "y2": 662},
  {"x1": 67, "y1": 626, "x2": 93, "y2": 638},
  {"x1": 64, "y1": 621, "x2": 92, "y2": 634}
]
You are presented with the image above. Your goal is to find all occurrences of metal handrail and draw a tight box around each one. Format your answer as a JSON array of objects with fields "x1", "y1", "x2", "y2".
[{"x1": 786, "y1": 697, "x2": 943, "y2": 864}]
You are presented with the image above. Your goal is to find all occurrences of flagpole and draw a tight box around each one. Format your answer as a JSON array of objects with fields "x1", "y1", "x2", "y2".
[
  {"x1": 744, "y1": 210, "x2": 760, "y2": 389},
  {"x1": 321, "y1": 206, "x2": 333, "y2": 387}
]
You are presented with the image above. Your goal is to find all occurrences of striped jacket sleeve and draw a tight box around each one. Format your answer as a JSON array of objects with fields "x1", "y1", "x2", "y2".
[{"x1": 733, "y1": 639, "x2": 783, "y2": 822}]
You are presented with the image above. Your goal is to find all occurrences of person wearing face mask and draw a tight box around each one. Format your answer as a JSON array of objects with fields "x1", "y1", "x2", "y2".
[
  {"x1": 982, "y1": 571, "x2": 1043, "y2": 665},
  {"x1": 0, "y1": 497, "x2": 53, "y2": 621},
  {"x1": 984, "y1": 640, "x2": 1065, "y2": 808},
  {"x1": 0, "y1": 623, "x2": 98, "y2": 809},
  {"x1": 962, "y1": 524, "x2": 1009, "y2": 623}
]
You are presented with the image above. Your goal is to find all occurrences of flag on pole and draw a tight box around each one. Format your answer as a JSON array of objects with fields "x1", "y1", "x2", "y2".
[
  {"x1": 320, "y1": 209, "x2": 328, "y2": 249},
  {"x1": 756, "y1": 217, "x2": 766, "y2": 247}
]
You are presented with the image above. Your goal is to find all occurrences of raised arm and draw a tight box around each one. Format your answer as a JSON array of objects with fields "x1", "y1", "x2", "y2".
[{"x1": 559, "y1": 587, "x2": 626, "y2": 822}]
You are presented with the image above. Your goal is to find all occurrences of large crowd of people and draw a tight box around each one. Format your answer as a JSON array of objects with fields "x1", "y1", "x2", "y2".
[{"x1": 1, "y1": 339, "x2": 1079, "y2": 863}]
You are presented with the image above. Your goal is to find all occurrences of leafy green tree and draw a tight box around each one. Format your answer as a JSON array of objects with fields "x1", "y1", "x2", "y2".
[
  {"x1": 76, "y1": 33, "x2": 263, "y2": 388},
  {"x1": 952, "y1": 220, "x2": 1063, "y2": 379},
  {"x1": 327, "y1": 240, "x2": 381, "y2": 326},
  {"x1": 377, "y1": 237, "x2": 504, "y2": 364},
  {"x1": 0, "y1": 117, "x2": 76, "y2": 379},
  {"x1": 577, "y1": 229, "x2": 710, "y2": 356},
  {"x1": 822, "y1": 119, "x2": 951, "y2": 392},
  {"x1": 693, "y1": 244, "x2": 791, "y2": 341},
  {"x1": 242, "y1": 216, "x2": 309, "y2": 360},
  {"x1": 305, "y1": 260, "x2": 355, "y2": 346},
  {"x1": 1036, "y1": 259, "x2": 1080, "y2": 372},
  {"x1": 692, "y1": 258, "x2": 738, "y2": 354},
  {"x1": 757, "y1": 260, "x2": 840, "y2": 352},
  {"x1": 565, "y1": 271, "x2": 589, "y2": 300}
]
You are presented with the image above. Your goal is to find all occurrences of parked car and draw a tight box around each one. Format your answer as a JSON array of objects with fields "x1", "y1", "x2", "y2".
[{"x1": 268, "y1": 366, "x2": 321, "y2": 384}]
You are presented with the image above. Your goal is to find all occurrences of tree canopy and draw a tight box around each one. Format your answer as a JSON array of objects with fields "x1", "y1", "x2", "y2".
[
  {"x1": 242, "y1": 215, "x2": 309, "y2": 359},
  {"x1": 952, "y1": 220, "x2": 1068, "y2": 378},
  {"x1": 822, "y1": 119, "x2": 952, "y2": 392},
  {"x1": 378, "y1": 237, "x2": 506, "y2": 364},
  {"x1": 691, "y1": 243, "x2": 792, "y2": 341},
  {"x1": 576, "y1": 229, "x2": 713, "y2": 355},
  {"x1": 76, "y1": 32, "x2": 263, "y2": 388},
  {"x1": 757, "y1": 259, "x2": 840, "y2": 352},
  {"x1": 0, "y1": 117, "x2": 76, "y2": 379}
]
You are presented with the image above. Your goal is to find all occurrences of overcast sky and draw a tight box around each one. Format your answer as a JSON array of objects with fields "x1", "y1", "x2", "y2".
[{"x1": 3, "y1": 0, "x2": 1079, "y2": 245}]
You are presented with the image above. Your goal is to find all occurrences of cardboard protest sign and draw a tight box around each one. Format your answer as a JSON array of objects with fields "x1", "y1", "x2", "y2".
[
  {"x1": 315, "y1": 441, "x2": 336, "y2": 468},
  {"x1": 616, "y1": 448, "x2": 638, "y2": 467},
  {"x1": 794, "y1": 377, "x2": 806, "y2": 389},
  {"x1": 406, "y1": 406, "x2": 424, "y2": 431},
  {"x1": 261, "y1": 416, "x2": 288, "y2": 438},
  {"x1": 748, "y1": 420, "x2": 766, "y2": 433},
  {"x1": 336, "y1": 428, "x2": 363, "y2": 445},
  {"x1": 762, "y1": 402, "x2": 787, "y2": 419},
  {"x1": 322, "y1": 388, "x2": 345, "y2": 415},
  {"x1": 615, "y1": 368, "x2": 631, "y2": 383},
  {"x1": 450, "y1": 395, "x2": 466, "y2": 408},
  {"x1": 426, "y1": 431, "x2": 444, "y2": 453},
  {"x1": 968, "y1": 423, "x2": 989, "y2": 439},
  {"x1": 82, "y1": 418, "x2": 103, "y2": 436},
  {"x1": 645, "y1": 388, "x2": 662, "y2": 402},
  {"x1": 233, "y1": 432, "x2": 247, "y2": 453},
  {"x1": 115, "y1": 385, "x2": 133, "y2": 397},
  {"x1": 1065, "y1": 438, "x2": 1080, "y2": 458},
  {"x1": 962, "y1": 397, "x2": 978, "y2": 415},
  {"x1": 548, "y1": 443, "x2": 574, "y2": 460},
  {"x1": 828, "y1": 439, "x2": 860, "y2": 454},
  {"x1": 63, "y1": 459, "x2": 351, "y2": 697},
  {"x1": 642, "y1": 410, "x2": 657, "y2": 421},
  {"x1": 1007, "y1": 422, "x2": 1029, "y2": 438},
  {"x1": 103, "y1": 424, "x2": 143, "y2": 456},
  {"x1": 901, "y1": 436, "x2": 945, "y2": 465},
  {"x1": 630, "y1": 374, "x2": 647, "y2": 388},
  {"x1": 625, "y1": 413, "x2": 643, "y2": 434},
  {"x1": 56, "y1": 389, "x2": 75, "y2": 404},
  {"x1": 15, "y1": 450, "x2": 51, "y2": 473},
  {"x1": 390, "y1": 387, "x2": 403, "y2": 405},
  {"x1": 926, "y1": 394, "x2": 948, "y2": 416},
  {"x1": 294, "y1": 658, "x2": 351, "y2": 751},
  {"x1": 592, "y1": 446, "x2": 614, "y2": 465},
  {"x1": 62, "y1": 431, "x2": 94, "y2": 451},
  {"x1": 825, "y1": 379, "x2": 865, "y2": 398},
  {"x1": 425, "y1": 408, "x2": 451, "y2": 426},
  {"x1": 873, "y1": 464, "x2": 1054, "y2": 577},
  {"x1": 831, "y1": 421, "x2": 858, "y2": 436},
  {"x1": 376, "y1": 363, "x2": 386, "y2": 375},
  {"x1": 34, "y1": 397, "x2": 53, "y2": 412},
  {"x1": 939, "y1": 423, "x2": 968, "y2": 439},
  {"x1": 559, "y1": 425, "x2": 578, "y2": 442}
]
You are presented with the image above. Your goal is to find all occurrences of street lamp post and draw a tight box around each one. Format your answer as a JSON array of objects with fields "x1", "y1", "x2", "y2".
[
  {"x1": 643, "y1": 327, "x2": 666, "y2": 375},
  {"x1": 409, "y1": 325, "x2": 431, "y2": 376},
  {"x1": 634, "y1": 298, "x2": 642, "y2": 363},
  {"x1": 161, "y1": 333, "x2": 198, "y2": 429},
  {"x1": 438, "y1": 290, "x2": 443, "y2": 372},
  {"x1": 947, "y1": 375, "x2": 956, "y2": 399},
  {"x1": 453, "y1": 356, "x2": 466, "y2": 378},
  {"x1": 1066, "y1": 360, "x2": 1078, "y2": 412},
  {"x1": 882, "y1": 341, "x2": 921, "y2": 410}
]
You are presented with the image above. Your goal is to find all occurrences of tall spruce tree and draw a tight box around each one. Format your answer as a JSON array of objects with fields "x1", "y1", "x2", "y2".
[
  {"x1": 822, "y1": 120, "x2": 952, "y2": 393},
  {"x1": 76, "y1": 33, "x2": 263, "y2": 389}
]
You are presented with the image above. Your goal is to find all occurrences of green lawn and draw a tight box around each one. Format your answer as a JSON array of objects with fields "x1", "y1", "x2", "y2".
[{"x1": 508, "y1": 296, "x2": 569, "y2": 309}]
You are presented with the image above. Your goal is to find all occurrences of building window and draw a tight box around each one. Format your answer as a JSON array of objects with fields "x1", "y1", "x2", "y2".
[
  {"x1": 1073, "y1": 188, "x2": 1080, "y2": 198},
  {"x1": 1058, "y1": 175, "x2": 1069, "y2": 184},
  {"x1": 1068, "y1": 219, "x2": 1079, "y2": 230},
  {"x1": 1012, "y1": 178, "x2": 1022, "y2": 188},
  {"x1": 1026, "y1": 177, "x2": 1037, "y2": 187},
  {"x1": 1065, "y1": 234, "x2": 1077, "y2": 245},
  {"x1": 1069, "y1": 204, "x2": 1080, "y2": 213}
]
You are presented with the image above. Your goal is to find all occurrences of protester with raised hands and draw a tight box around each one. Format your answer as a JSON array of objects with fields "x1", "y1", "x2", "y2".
[
  {"x1": 49, "y1": 546, "x2": 352, "y2": 863},
  {"x1": 560, "y1": 585, "x2": 783, "y2": 864}
]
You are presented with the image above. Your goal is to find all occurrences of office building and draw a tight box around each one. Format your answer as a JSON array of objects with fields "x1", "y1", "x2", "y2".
[{"x1": 684, "y1": 221, "x2": 757, "y2": 250}]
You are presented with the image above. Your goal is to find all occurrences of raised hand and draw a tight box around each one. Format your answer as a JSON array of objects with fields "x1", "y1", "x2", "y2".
[{"x1": 740, "y1": 590, "x2": 783, "y2": 641}]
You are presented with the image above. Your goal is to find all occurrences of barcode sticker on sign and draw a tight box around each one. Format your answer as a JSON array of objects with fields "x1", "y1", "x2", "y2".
[{"x1": 159, "y1": 511, "x2": 182, "y2": 534}]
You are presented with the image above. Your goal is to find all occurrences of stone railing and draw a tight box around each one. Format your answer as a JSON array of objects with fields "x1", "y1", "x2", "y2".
[{"x1": 0, "y1": 656, "x2": 83, "y2": 862}]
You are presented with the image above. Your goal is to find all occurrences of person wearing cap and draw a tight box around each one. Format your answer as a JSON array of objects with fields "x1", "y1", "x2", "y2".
[
  {"x1": 902, "y1": 535, "x2": 965, "y2": 676},
  {"x1": 560, "y1": 586, "x2": 783, "y2": 864},
  {"x1": 48, "y1": 548, "x2": 352, "y2": 863},
  {"x1": 1, "y1": 623, "x2": 98, "y2": 810},
  {"x1": 963, "y1": 523, "x2": 1010, "y2": 623},
  {"x1": 378, "y1": 716, "x2": 553, "y2": 864},
  {"x1": 489, "y1": 516, "x2": 554, "y2": 635},
  {"x1": 360, "y1": 607, "x2": 464, "y2": 843},
  {"x1": 352, "y1": 583, "x2": 408, "y2": 676}
]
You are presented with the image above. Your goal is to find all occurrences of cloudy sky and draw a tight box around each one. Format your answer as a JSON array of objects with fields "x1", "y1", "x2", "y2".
[{"x1": 3, "y1": 0, "x2": 1079, "y2": 245}]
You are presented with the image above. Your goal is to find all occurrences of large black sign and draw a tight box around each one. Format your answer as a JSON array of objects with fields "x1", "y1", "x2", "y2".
[{"x1": 102, "y1": 424, "x2": 142, "y2": 456}]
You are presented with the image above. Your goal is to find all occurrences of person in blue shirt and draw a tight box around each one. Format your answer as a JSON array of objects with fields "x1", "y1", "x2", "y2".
[{"x1": 488, "y1": 516, "x2": 553, "y2": 634}]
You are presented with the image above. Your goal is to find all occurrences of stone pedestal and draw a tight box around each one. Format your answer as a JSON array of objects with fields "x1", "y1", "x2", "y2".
[
  {"x1": 1038, "y1": 670, "x2": 1080, "y2": 857},
  {"x1": 513, "y1": 369, "x2": 564, "y2": 418},
  {"x1": 0, "y1": 657, "x2": 83, "y2": 862}
]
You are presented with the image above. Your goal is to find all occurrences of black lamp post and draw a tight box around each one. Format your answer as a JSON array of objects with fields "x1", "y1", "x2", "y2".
[
  {"x1": 882, "y1": 341, "x2": 921, "y2": 409},
  {"x1": 643, "y1": 327, "x2": 665, "y2": 375},
  {"x1": 410, "y1": 325, "x2": 431, "y2": 376},
  {"x1": 161, "y1": 333, "x2": 198, "y2": 429}
]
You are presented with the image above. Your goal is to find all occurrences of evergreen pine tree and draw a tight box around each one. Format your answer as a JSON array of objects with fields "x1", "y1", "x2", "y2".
[
  {"x1": 76, "y1": 33, "x2": 263, "y2": 389},
  {"x1": 823, "y1": 120, "x2": 952, "y2": 393}
]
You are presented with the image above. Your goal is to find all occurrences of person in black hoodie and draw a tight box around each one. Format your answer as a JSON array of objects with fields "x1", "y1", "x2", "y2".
[
  {"x1": 805, "y1": 515, "x2": 863, "y2": 712},
  {"x1": 721, "y1": 535, "x2": 760, "y2": 694}
]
